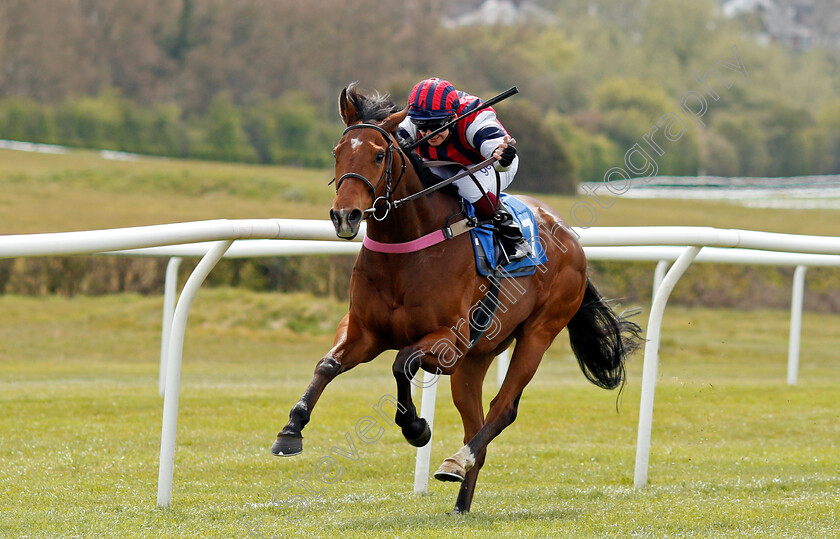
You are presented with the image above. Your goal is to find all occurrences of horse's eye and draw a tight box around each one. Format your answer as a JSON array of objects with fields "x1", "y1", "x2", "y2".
[{"x1": 375, "y1": 151, "x2": 385, "y2": 163}]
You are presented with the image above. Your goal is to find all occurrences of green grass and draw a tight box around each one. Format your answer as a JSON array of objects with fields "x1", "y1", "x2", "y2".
[
  {"x1": 0, "y1": 149, "x2": 332, "y2": 234},
  {"x1": 1, "y1": 291, "x2": 838, "y2": 538},
  {"x1": 1, "y1": 147, "x2": 839, "y2": 537},
  {"x1": 3, "y1": 147, "x2": 840, "y2": 236}
]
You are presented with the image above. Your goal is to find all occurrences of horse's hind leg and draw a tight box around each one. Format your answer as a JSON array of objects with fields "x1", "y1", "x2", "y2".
[
  {"x1": 435, "y1": 335, "x2": 551, "y2": 512},
  {"x1": 272, "y1": 314, "x2": 382, "y2": 456}
]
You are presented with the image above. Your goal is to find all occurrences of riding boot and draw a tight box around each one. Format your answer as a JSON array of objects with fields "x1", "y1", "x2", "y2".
[{"x1": 491, "y1": 207, "x2": 532, "y2": 264}]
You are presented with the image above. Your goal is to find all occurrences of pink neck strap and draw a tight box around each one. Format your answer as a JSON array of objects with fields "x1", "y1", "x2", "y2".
[
  {"x1": 362, "y1": 219, "x2": 473, "y2": 254},
  {"x1": 363, "y1": 229, "x2": 447, "y2": 254}
]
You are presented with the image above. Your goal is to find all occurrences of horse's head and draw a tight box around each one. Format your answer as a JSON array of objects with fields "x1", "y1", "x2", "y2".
[{"x1": 330, "y1": 85, "x2": 407, "y2": 239}]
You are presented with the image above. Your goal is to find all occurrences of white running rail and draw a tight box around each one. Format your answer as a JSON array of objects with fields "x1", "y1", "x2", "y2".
[{"x1": 1, "y1": 221, "x2": 839, "y2": 504}]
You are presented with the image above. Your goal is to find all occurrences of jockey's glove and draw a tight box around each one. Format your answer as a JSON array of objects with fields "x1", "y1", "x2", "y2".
[
  {"x1": 498, "y1": 145, "x2": 517, "y2": 168},
  {"x1": 396, "y1": 130, "x2": 412, "y2": 148}
]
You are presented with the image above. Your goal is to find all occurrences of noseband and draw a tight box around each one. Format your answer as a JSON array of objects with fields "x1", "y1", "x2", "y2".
[{"x1": 332, "y1": 123, "x2": 406, "y2": 221}]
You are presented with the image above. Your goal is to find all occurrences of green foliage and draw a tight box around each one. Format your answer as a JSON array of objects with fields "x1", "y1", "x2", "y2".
[
  {"x1": 0, "y1": 92, "x2": 191, "y2": 158},
  {"x1": 547, "y1": 112, "x2": 623, "y2": 183},
  {"x1": 0, "y1": 91, "x2": 340, "y2": 167},
  {"x1": 147, "y1": 104, "x2": 190, "y2": 157},
  {"x1": 240, "y1": 93, "x2": 340, "y2": 167},
  {"x1": 198, "y1": 94, "x2": 258, "y2": 163},
  {"x1": 595, "y1": 78, "x2": 673, "y2": 119},
  {"x1": 711, "y1": 112, "x2": 771, "y2": 176},
  {"x1": 270, "y1": 92, "x2": 338, "y2": 168},
  {"x1": 497, "y1": 100, "x2": 577, "y2": 194},
  {"x1": 54, "y1": 93, "x2": 123, "y2": 149},
  {"x1": 642, "y1": 0, "x2": 717, "y2": 70},
  {"x1": 588, "y1": 261, "x2": 840, "y2": 313},
  {"x1": 700, "y1": 129, "x2": 741, "y2": 177},
  {"x1": 241, "y1": 100, "x2": 277, "y2": 164},
  {"x1": 516, "y1": 29, "x2": 576, "y2": 75},
  {"x1": 2, "y1": 0, "x2": 840, "y2": 182},
  {"x1": 760, "y1": 102, "x2": 815, "y2": 177},
  {"x1": 437, "y1": 26, "x2": 574, "y2": 102},
  {"x1": 0, "y1": 98, "x2": 57, "y2": 143},
  {"x1": 580, "y1": 78, "x2": 701, "y2": 176},
  {"x1": 659, "y1": 126, "x2": 702, "y2": 176},
  {"x1": 807, "y1": 99, "x2": 840, "y2": 174},
  {"x1": 206, "y1": 256, "x2": 356, "y2": 300}
]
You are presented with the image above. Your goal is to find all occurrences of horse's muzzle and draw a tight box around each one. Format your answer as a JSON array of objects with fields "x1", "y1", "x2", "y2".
[{"x1": 330, "y1": 208, "x2": 363, "y2": 239}]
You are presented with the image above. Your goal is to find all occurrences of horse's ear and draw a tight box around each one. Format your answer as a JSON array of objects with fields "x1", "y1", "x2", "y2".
[
  {"x1": 339, "y1": 87, "x2": 359, "y2": 126},
  {"x1": 380, "y1": 108, "x2": 408, "y2": 134}
]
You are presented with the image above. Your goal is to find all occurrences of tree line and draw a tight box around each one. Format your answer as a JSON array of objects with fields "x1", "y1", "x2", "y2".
[
  {"x1": 1, "y1": 0, "x2": 839, "y2": 193},
  {"x1": 0, "y1": 91, "x2": 338, "y2": 167}
]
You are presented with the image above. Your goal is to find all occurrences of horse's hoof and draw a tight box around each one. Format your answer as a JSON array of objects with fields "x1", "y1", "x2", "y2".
[
  {"x1": 434, "y1": 458, "x2": 466, "y2": 482},
  {"x1": 271, "y1": 433, "x2": 303, "y2": 457},
  {"x1": 402, "y1": 419, "x2": 431, "y2": 447}
]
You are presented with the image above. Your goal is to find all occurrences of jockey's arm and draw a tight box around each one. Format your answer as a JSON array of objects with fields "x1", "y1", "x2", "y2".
[
  {"x1": 396, "y1": 110, "x2": 518, "y2": 172},
  {"x1": 470, "y1": 111, "x2": 518, "y2": 172},
  {"x1": 396, "y1": 116, "x2": 418, "y2": 145}
]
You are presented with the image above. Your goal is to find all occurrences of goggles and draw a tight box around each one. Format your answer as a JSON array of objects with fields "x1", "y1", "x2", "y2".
[{"x1": 411, "y1": 116, "x2": 452, "y2": 132}]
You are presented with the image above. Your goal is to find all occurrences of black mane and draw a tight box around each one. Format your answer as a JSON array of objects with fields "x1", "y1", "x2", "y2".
[
  {"x1": 345, "y1": 82, "x2": 401, "y2": 123},
  {"x1": 344, "y1": 82, "x2": 460, "y2": 201}
]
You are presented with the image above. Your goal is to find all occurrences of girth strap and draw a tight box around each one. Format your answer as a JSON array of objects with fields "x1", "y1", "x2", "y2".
[{"x1": 467, "y1": 271, "x2": 502, "y2": 349}]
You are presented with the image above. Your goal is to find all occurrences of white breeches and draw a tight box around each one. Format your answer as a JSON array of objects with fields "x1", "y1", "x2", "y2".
[{"x1": 430, "y1": 157, "x2": 519, "y2": 203}]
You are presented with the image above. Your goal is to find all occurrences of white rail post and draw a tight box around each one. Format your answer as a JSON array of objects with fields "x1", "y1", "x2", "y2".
[
  {"x1": 159, "y1": 257, "x2": 183, "y2": 396},
  {"x1": 413, "y1": 370, "x2": 439, "y2": 494},
  {"x1": 653, "y1": 260, "x2": 670, "y2": 300},
  {"x1": 496, "y1": 347, "x2": 511, "y2": 388},
  {"x1": 787, "y1": 265, "x2": 808, "y2": 386},
  {"x1": 634, "y1": 246, "x2": 701, "y2": 489},
  {"x1": 157, "y1": 240, "x2": 233, "y2": 507}
]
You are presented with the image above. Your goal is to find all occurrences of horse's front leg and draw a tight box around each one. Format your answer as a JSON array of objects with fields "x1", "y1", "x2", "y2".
[
  {"x1": 391, "y1": 329, "x2": 467, "y2": 448},
  {"x1": 272, "y1": 314, "x2": 383, "y2": 456}
]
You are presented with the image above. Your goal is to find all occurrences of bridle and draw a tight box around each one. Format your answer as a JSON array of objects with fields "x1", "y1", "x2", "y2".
[
  {"x1": 332, "y1": 123, "x2": 406, "y2": 221},
  {"x1": 332, "y1": 121, "x2": 480, "y2": 254}
]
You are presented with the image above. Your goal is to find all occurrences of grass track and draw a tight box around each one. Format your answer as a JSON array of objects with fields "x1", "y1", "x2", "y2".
[
  {"x1": 1, "y1": 149, "x2": 840, "y2": 536},
  {"x1": 3, "y1": 147, "x2": 840, "y2": 235},
  {"x1": 1, "y1": 291, "x2": 838, "y2": 538}
]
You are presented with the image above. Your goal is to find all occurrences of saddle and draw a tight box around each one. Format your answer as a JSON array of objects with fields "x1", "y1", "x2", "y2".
[
  {"x1": 452, "y1": 194, "x2": 547, "y2": 348},
  {"x1": 464, "y1": 194, "x2": 547, "y2": 278}
]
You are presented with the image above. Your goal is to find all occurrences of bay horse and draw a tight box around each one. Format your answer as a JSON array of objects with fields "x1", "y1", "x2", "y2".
[{"x1": 272, "y1": 84, "x2": 641, "y2": 514}]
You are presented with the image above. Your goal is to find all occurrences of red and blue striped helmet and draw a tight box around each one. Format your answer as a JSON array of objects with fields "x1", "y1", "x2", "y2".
[{"x1": 407, "y1": 78, "x2": 459, "y2": 120}]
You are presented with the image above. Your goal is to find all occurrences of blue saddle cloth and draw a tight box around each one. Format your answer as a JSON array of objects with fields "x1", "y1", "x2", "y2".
[{"x1": 464, "y1": 194, "x2": 548, "y2": 277}]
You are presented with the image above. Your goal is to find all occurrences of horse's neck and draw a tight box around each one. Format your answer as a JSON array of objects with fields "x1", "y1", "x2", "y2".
[{"x1": 366, "y1": 175, "x2": 461, "y2": 244}]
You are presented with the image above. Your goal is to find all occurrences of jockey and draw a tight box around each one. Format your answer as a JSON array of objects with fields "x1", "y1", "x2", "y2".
[{"x1": 397, "y1": 77, "x2": 531, "y2": 264}]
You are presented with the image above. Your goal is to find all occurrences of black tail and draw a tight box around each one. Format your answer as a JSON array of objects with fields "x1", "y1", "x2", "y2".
[{"x1": 566, "y1": 279, "x2": 643, "y2": 390}]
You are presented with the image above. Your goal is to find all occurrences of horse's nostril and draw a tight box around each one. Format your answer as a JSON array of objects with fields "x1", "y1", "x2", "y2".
[
  {"x1": 348, "y1": 209, "x2": 363, "y2": 225},
  {"x1": 329, "y1": 209, "x2": 339, "y2": 225}
]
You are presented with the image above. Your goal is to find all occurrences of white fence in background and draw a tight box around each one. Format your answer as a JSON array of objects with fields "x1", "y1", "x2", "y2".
[{"x1": 1, "y1": 220, "x2": 839, "y2": 505}]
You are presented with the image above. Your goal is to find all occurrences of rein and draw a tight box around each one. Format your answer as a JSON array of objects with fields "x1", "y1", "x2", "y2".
[
  {"x1": 332, "y1": 122, "x2": 476, "y2": 254},
  {"x1": 333, "y1": 122, "x2": 495, "y2": 218},
  {"x1": 391, "y1": 155, "x2": 498, "y2": 209},
  {"x1": 333, "y1": 85, "x2": 520, "y2": 223}
]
